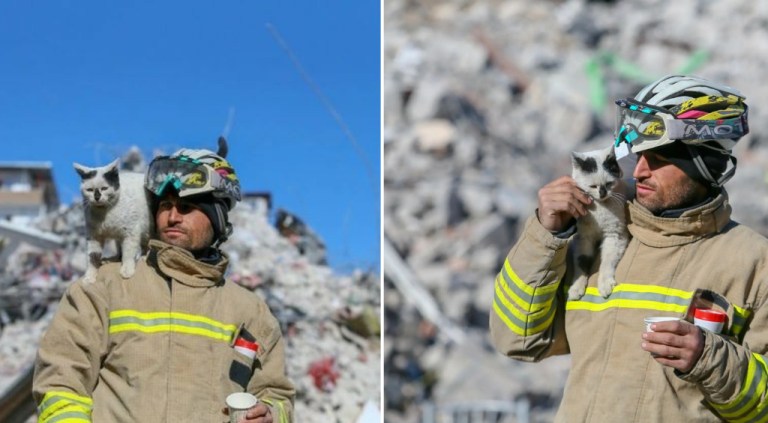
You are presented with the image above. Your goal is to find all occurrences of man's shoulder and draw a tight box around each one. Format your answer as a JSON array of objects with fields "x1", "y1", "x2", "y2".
[
  {"x1": 220, "y1": 281, "x2": 282, "y2": 336},
  {"x1": 67, "y1": 257, "x2": 157, "y2": 299},
  {"x1": 221, "y1": 280, "x2": 270, "y2": 308},
  {"x1": 716, "y1": 220, "x2": 768, "y2": 252},
  {"x1": 722, "y1": 220, "x2": 768, "y2": 241}
]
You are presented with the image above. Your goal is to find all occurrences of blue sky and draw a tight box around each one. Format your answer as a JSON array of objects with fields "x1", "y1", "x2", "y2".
[{"x1": 0, "y1": 1, "x2": 381, "y2": 273}]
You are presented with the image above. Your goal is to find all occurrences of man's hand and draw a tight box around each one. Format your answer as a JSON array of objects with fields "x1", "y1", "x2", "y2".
[
  {"x1": 222, "y1": 403, "x2": 273, "y2": 423},
  {"x1": 536, "y1": 176, "x2": 592, "y2": 232},
  {"x1": 641, "y1": 320, "x2": 705, "y2": 373},
  {"x1": 242, "y1": 404, "x2": 272, "y2": 423}
]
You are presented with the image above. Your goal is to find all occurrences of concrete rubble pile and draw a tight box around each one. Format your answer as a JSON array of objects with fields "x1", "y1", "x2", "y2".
[
  {"x1": 228, "y1": 203, "x2": 381, "y2": 422},
  {"x1": 384, "y1": 0, "x2": 768, "y2": 421},
  {"x1": 0, "y1": 173, "x2": 380, "y2": 422}
]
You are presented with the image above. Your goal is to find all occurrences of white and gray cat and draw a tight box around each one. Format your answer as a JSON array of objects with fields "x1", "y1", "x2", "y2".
[
  {"x1": 568, "y1": 145, "x2": 629, "y2": 300},
  {"x1": 74, "y1": 159, "x2": 152, "y2": 284}
]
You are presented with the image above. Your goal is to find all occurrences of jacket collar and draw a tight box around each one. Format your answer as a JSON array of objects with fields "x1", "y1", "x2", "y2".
[
  {"x1": 148, "y1": 239, "x2": 229, "y2": 287},
  {"x1": 627, "y1": 192, "x2": 732, "y2": 248}
]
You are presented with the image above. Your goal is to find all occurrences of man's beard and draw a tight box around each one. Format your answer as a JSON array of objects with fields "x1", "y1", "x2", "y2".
[{"x1": 637, "y1": 178, "x2": 709, "y2": 215}]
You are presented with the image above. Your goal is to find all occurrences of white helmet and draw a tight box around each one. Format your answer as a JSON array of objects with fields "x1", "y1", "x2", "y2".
[
  {"x1": 145, "y1": 147, "x2": 241, "y2": 210},
  {"x1": 615, "y1": 75, "x2": 749, "y2": 186}
]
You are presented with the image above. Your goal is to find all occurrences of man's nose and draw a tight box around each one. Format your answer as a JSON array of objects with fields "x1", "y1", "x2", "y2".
[
  {"x1": 633, "y1": 154, "x2": 650, "y2": 180},
  {"x1": 167, "y1": 205, "x2": 183, "y2": 222}
]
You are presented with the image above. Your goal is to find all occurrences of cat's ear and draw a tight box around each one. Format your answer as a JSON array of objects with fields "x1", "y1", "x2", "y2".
[
  {"x1": 105, "y1": 159, "x2": 120, "y2": 172},
  {"x1": 74, "y1": 162, "x2": 96, "y2": 179},
  {"x1": 103, "y1": 159, "x2": 121, "y2": 186},
  {"x1": 572, "y1": 151, "x2": 597, "y2": 173},
  {"x1": 603, "y1": 149, "x2": 622, "y2": 178},
  {"x1": 572, "y1": 151, "x2": 586, "y2": 166}
]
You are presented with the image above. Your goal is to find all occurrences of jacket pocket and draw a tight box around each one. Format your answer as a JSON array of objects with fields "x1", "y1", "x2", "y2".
[
  {"x1": 211, "y1": 342, "x2": 260, "y2": 396},
  {"x1": 228, "y1": 347, "x2": 258, "y2": 390},
  {"x1": 683, "y1": 288, "x2": 751, "y2": 342}
]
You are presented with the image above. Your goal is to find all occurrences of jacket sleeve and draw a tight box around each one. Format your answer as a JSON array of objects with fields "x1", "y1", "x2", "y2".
[
  {"x1": 33, "y1": 279, "x2": 109, "y2": 423},
  {"x1": 489, "y1": 214, "x2": 572, "y2": 362},
  {"x1": 679, "y1": 258, "x2": 768, "y2": 422},
  {"x1": 248, "y1": 313, "x2": 295, "y2": 423}
]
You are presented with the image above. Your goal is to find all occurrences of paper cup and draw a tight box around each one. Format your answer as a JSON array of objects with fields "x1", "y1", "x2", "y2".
[
  {"x1": 644, "y1": 316, "x2": 680, "y2": 332},
  {"x1": 226, "y1": 392, "x2": 258, "y2": 423}
]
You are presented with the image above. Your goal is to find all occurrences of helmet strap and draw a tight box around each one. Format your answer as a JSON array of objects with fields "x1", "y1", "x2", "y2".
[
  {"x1": 685, "y1": 144, "x2": 736, "y2": 187},
  {"x1": 212, "y1": 222, "x2": 233, "y2": 249},
  {"x1": 716, "y1": 155, "x2": 737, "y2": 187},
  {"x1": 209, "y1": 203, "x2": 232, "y2": 248}
]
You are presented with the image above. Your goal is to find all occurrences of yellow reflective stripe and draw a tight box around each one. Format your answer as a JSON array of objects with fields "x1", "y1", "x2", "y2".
[
  {"x1": 503, "y1": 259, "x2": 559, "y2": 300},
  {"x1": 497, "y1": 272, "x2": 534, "y2": 311},
  {"x1": 731, "y1": 305, "x2": 752, "y2": 339},
  {"x1": 712, "y1": 354, "x2": 765, "y2": 419},
  {"x1": 492, "y1": 293, "x2": 557, "y2": 336},
  {"x1": 733, "y1": 366, "x2": 768, "y2": 422},
  {"x1": 564, "y1": 284, "x2": 751, "y2": 339},
  {"x1": 109, "y1": 310, "x2": 237, "y2": 332},
  {"x1": 494, "y1": 280, "x2": 554, "y2": 334},
  {"x1": 39, "y1": 404, "x2": 92, "y2": 423},
  {"x1": 38, "y1": 391, "x2": 92, "y2": 422},
  {"x1": 45, "y1": 412, "x2": 91, "y2": 423},
  {"x1": 495, "y1": 273, "x2": 555, "y2": 313},
  {"x1": 727, "y1": 355, "x2": 768, "y2": 423},
  {"x1": 108, "y1": 310, "x2": 237, "y2": 342},
  {"x1": 611, "y1": 283, "x2": 693, "y2": 299},
  {"x1": 566, "y1": 284, "x2": 692, "y2": 313},
  {"x1": 109, "y1": 323, "x2": 233, "y2": 341},
  {"x1": 277, "y1": 401, "x2": 287, "y2": 423},
  {"x1": 567, "y1": 297, "x2": 688, "y2": 313},
  {"x1": 39, "y1": 391, "x2": 93, "y2": 410},
  {"x1": 261, "y1": 399, "x2": 288, "y2": 423},
  {"x1": 734, "y1": 353, "x2": 768, "y2": 423},
  {"x1": 493, "y1": 280, "x2": 532, "y2": 324}
]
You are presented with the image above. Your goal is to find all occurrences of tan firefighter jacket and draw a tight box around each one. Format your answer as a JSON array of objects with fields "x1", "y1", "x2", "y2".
[
  {"x1": 490, "y1": 192, "x2": 768, "y2": 422},
  {"x1": 33, "y1": 240, "x2": 295, "y2": 422}
]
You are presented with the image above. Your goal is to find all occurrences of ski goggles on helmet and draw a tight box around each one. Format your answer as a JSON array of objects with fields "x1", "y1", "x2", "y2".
[
  {"x1": 614, "y1": 97, "x2": 748, "y2": 152},
  {"x1": 145, "y1": 156, "x2": 240, "y2": 200}
]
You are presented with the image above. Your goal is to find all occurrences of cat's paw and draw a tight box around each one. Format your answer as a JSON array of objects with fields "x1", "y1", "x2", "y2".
[
  {"x1": 598, "y1": 275, "x2": 616, "y2": 298},
  {"x1": 120, "y1": 261, "x2": 136, "y2": 279},
  {"x1": 568, "y1": 278, "x2": 587, "y2": 300}
]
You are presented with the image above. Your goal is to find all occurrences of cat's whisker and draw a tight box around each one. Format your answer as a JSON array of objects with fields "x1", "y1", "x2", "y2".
[{"x1": 607, "y1": 194, "x2": 626, "y2": 206}]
